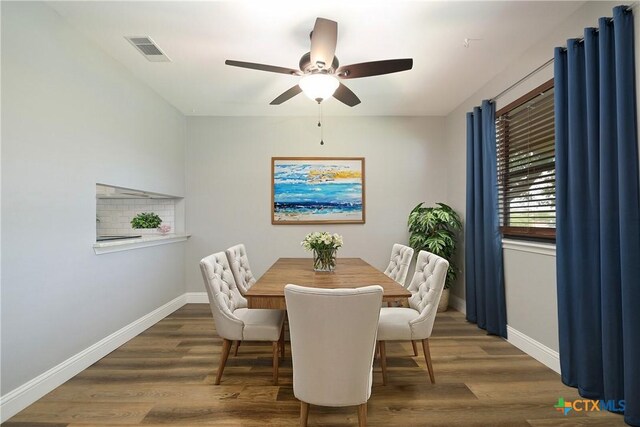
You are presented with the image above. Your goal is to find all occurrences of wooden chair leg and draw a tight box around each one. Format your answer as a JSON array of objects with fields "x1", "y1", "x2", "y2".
[
  {"x1": 411, "y1": 340, "x2": 418, "y2": 357},
  {"x1": 272, "y1": 341, "x2": 279, "y2": 385},
  {"x1": 300, "y1": 401, "x2": 310, "y2": 427},
  {"x1": 233, "y1": 340, "x2": 240, "y2": 356},
  {"x1": 422, "y1": 338, "x2": 435, "y2": 384},
  {"x1": 279, "y1": 323, "x2": 285, "y2": 361},
  {"x1": 215, "y1": 338, "x2": 232, "y2": 385},
  {"x1": 379, "y1": 341, "x2": 388, "y2": 386},
  {"x1": 357, "y1": 403, "x2": 367, "y2": 427}
]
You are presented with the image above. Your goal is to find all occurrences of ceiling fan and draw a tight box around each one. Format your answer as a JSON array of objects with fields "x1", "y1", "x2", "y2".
[{"x1": 225, "y1": 18, "x2": 413, "y2": 107}]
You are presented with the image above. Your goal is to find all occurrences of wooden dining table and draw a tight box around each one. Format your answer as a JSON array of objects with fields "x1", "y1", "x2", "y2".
[{"x1": 245, "y1": 257, "x2": 411, "y2": 309}]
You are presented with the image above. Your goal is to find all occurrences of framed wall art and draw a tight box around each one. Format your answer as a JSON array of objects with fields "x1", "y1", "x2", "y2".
[{"x1": 272, "y1": 157, "x2": 365, "y2": 224}]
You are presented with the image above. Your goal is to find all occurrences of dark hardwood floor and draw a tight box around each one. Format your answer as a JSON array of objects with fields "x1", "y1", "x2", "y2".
[{"x1": 4, "y1": 304, "x2": 626, "y2": 426}]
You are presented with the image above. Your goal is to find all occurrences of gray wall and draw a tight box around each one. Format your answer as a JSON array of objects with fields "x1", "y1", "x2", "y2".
[
  {"x1": 444, "y1": 1, "x2": 635, "y2": 351},
  {"x1": 503, "y1": 246, "x2": 558, "y2": 349},
  {"x1": 1, "y1": 2, "x2": 187, "y2": 394},
  {"x1": 185, "y1": 116, "x2": 447, "y2": 291}
]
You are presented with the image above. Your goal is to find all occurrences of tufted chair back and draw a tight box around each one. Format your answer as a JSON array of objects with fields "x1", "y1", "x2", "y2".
[
  {"x1": 199, "y1": 252, "x2": 248, "y2": 341},
  {"x1": 383, "y1": 243, "x2": 415, "y2": 286},
  {"x1": 406, "y1": 251, "x2": 449, "y2": 339},
  {"x1": 285, "y1": 284, "x2": 383, "y2": 408},
  {"x1": 225, "y1": 244, "x2": 257, "y2": 295}
]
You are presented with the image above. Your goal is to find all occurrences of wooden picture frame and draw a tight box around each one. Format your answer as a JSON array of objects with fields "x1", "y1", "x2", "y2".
[{"x1": 272, "y1": 157, "x2": 365, "y2": 224}]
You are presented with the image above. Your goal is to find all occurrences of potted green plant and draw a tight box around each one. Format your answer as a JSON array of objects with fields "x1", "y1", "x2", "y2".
[
  {"x1": 408, "y1": 202, "x2": 462, "y2": 312},
  {"x1": 131, "y1": 212, "x2": 162, "y2": 235}
]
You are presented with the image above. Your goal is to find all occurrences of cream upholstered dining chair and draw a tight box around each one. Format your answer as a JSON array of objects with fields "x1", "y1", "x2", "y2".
[
  {"x1": 200, "y1": 252, "x2": 285, "y2": 385},
  {"x1": 383, "y1": 243, "x2": 414, "y2": 286},
  {"x1": 285, "y1": 284, "x2": 383, "y2": 427},
  {"x1": 225, "y1": 243, "x2": 257, "y2": 296},
  {"x1": 225, "y1": 244, "x2": 257, "y2": 355},
  {"x1": 377, "y1": 250, "x2": 448, "y2": 385}
]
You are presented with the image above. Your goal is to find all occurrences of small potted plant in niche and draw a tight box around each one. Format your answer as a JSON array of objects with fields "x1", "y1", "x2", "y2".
[
  {"x1": 130, "y1": 212, "x2": 162, "y2": 235},
  {"x1": 408, "y1": 202, "x2": 462, "y2": 312}
]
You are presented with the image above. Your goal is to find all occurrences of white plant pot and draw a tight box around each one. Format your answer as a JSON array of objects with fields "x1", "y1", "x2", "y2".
[
  {"x1": 134, "y1": 228, "x2": 158, "y2": 236},
  {"x1": 437, "y1": 288, "x2": 450, "y2": 313}
]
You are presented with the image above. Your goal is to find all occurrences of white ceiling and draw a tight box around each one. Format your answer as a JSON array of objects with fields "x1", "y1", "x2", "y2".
[{"x1": 49, "y1": 1, "x2": 584, "y2": 117}]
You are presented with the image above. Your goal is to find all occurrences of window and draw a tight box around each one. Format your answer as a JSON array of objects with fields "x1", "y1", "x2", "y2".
[{"x1": 496, "y1": 79, "x2": 555, "y2": 240}]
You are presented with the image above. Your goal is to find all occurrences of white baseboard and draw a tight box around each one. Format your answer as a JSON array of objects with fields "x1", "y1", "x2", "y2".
[
  {"x1": 185, "y1": 291, "x2": 208, "y2": 303},
  {"x1": 0, "y1": 294, "x2": 187, "y2": 422},
  {"x1": 449, "y1": 293, "x2": 466, "y2": 314},
  {"x1": 507, "y1": 325, "x2": 561, "y2": 374}
]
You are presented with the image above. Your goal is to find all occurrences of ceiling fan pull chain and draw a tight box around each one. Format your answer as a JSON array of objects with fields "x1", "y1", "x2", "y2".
[{"x1": 319, "y1": 103, "x2": 324, "y2": 145}]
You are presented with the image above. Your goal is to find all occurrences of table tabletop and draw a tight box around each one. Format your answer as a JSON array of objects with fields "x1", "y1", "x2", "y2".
[{"x1": 245, "y1": 257, "x2": 411, "y2": 309}]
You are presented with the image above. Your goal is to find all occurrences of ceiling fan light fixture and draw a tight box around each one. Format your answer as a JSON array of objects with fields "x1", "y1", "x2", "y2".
[{"x1": 299, "y1": 73, "x2": 339, "y2": 103}]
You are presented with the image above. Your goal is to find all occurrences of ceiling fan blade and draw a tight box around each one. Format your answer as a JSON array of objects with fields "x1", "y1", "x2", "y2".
[
  {"x1": 225, "y1": 60, "x2": 301, "y2": 76},
  {"x1": 336, "y1": 58, "x2": 413, "y2": 79},
  {"x1": 310, "y1": 18, "x2": 337, "y2": 70},
  {"x1": 333, "y1": 83, "x2": 361, "y2": 107},
  {"x1": 270, "y1": 85, "x2": 303, "y2": 105}
]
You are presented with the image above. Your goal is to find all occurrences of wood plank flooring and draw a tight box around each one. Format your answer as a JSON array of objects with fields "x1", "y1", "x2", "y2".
[{"x1": 4, "y1": 304, "x2": 626, "y2": 426}]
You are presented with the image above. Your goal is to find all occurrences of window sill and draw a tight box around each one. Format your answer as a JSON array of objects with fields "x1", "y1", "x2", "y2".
[
  {"x1": 502, "y1": 238, "x2": 556, "y2": 257},
  {"x1": 93, "y1": 233, "x2": 190, "y2": 255}
]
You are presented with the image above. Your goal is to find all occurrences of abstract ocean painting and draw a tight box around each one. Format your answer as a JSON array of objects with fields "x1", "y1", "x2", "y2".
[{"x1": 272, "y1": 158, "x2": 365, "y2": 224}]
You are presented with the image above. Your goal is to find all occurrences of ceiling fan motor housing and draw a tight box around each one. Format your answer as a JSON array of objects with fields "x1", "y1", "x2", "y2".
[{"x1": 299, "y1": 52, "x2": 340, "y2": 74}]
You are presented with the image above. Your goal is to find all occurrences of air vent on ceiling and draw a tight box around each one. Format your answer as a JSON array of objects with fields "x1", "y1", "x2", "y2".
[{"x1": 125, "y1": 36, "x2": 171, "y2": 62}]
